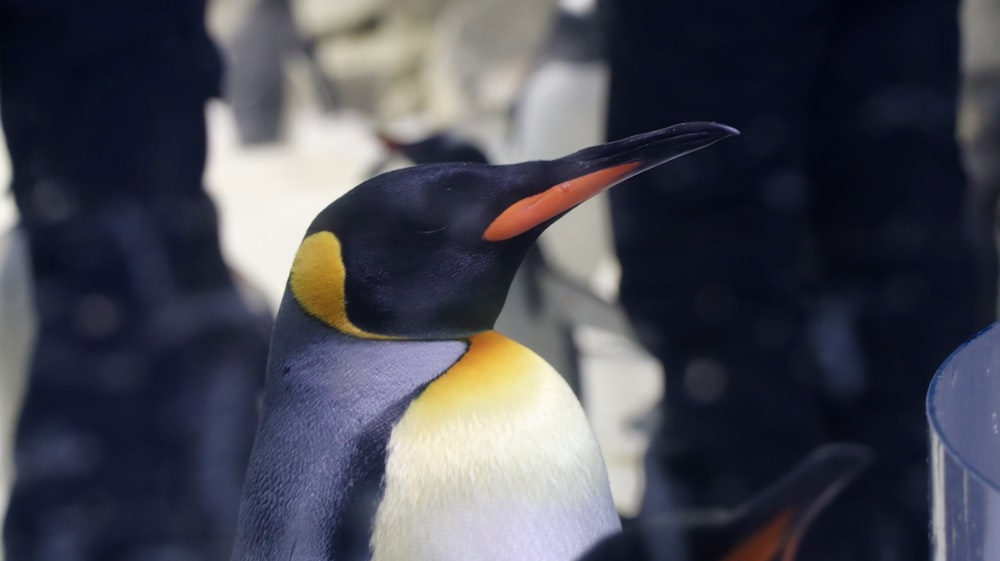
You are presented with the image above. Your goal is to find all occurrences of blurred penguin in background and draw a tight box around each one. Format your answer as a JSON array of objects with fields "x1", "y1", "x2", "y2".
[
  {"x1": 225, "y1": 0, "x2": 302, "y2": 146},
  {"x1": 958, "y1": 0, "x2": 1000, "y2": 327},
  {"x1": 582, "y1": 444, "x2": 872, "y2": 561},
  {"x1": 510, "y1": 0, "x2": 618, "y2": 294},
  {"x1": 601, "y1": 0, "x2": 990, "y2": 559},
  {"x1": 511, "y1": 0, "x2": 606, "y2": 165},
  {"x1": 223, "y1": 0, "x2": 340, "y2": 146},
  {"x1": 0, "y1": 1, "x2": 268, "y2": 559},
  {"x1": 0, "y1": 230, "x2": 35, "y2": 529}
]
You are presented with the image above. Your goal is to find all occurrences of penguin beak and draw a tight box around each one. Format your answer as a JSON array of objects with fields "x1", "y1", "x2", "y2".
[
  {"x1": 724, "y1": 509, "x2": 796, "y2": 561},
  {"x1": 483, "y1": 122, "x2": 739, "y2": 242}
]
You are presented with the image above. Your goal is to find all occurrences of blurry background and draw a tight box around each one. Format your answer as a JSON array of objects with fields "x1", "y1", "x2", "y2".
[{"x1": 2, "y1": 0, "x2": 1000, "y2": 558}]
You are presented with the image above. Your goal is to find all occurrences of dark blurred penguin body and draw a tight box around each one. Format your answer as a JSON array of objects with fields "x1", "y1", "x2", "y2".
[
  {"x1": 580, "y1": 444, "x2": 873, "y2": 561},
  {"x1": 231, "y1": 123, "x2": 738, "y2": 561}
]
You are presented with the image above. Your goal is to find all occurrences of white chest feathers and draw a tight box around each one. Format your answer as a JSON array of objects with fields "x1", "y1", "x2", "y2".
[{"x1": 371, "y1": 331, "x2": 621, "y2": 561}]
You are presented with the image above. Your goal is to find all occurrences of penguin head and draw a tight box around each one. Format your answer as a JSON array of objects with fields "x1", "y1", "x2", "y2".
[
  {"x1": 377, "y1": 131, "x2": 491, "y2": 165},
  {"x1": 290, "y1": 122, "x2": 738, "y2": 340}
]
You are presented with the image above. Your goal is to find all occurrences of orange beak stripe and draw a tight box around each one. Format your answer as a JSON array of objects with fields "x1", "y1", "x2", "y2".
[
  {"x1": 483, "y1": 161, "x2": 641, "y2": 241},
  {"x1": 719, "y1": 509, "x2": 794, "y2": 561}
]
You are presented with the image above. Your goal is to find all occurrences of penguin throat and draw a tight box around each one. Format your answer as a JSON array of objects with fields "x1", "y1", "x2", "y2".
[{"x1": 289, "y1": 231, "x2": 393, "y2": 340}]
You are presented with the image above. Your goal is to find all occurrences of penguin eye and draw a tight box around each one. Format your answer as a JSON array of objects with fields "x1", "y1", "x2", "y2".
[
  {"x1": 398, "y1": 223, "x2": 448, "y2": 246},
  {"x1": 413, "y1": 225, "x2": 447, "y2": 236}
]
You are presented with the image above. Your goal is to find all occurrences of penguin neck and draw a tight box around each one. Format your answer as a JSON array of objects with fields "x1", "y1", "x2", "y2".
[
  {"x1": 235, "y1": 294, "x2": 471, "y2": 561},
  {"x1": 268, "y1": 295, "x2": 540, "y2": 407},
  {"x1": 266, "y1": 291, "x2": 470, "y2": 391}
]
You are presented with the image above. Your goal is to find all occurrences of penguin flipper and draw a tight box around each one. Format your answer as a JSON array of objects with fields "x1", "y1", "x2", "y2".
[{"x1": 698, "y1": 442, "x2": 874, "y2": 561}]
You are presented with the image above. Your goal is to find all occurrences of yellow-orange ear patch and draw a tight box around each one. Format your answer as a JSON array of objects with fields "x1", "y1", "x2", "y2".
[
  {"x1": 720, "y1": 509, "x2": 793, "y2": 561},
  {"x1": 289, "y1": 231, "x2": 392, "y2": 339}
]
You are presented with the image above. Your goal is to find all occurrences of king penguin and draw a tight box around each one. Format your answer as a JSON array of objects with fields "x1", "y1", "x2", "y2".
[{"x1": 230, "y1": 121, "x2": 739, "y2": 561}]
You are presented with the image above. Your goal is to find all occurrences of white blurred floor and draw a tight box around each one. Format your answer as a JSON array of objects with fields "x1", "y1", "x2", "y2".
[{"x1": 0, "y1": 104, "x2": 662, "y2": 524}]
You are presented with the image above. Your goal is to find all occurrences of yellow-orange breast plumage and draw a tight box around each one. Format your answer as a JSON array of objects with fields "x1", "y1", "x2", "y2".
[{"x1": 372, "y1": 331, "x2": 621, "y2": 561}]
